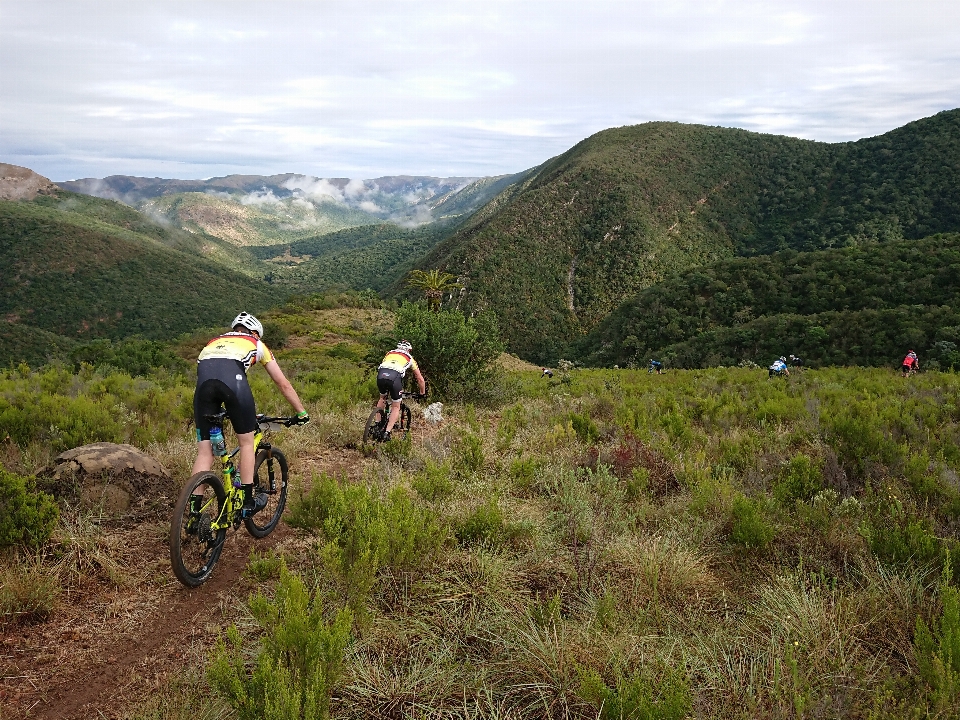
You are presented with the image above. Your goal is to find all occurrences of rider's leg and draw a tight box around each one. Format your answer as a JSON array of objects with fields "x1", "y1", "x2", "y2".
[
  {"x1": 376, "y1": 393, "x2": 387, "y2": 410},
  {"x1": 192, "y1": 440, "x2": 214, "y2": 475},
  {"x1": 237, "y1": 431, "x2": 257, "y2": 486},
  {"x1": 384, "y1": 399, "x2": 401, "y2": 433},
  {"x1": 235, "y1": 431, "x2": 258, "y2": 509},
  {"x1": 190, "y1": 440, "x2": 214, "y2": 510}
]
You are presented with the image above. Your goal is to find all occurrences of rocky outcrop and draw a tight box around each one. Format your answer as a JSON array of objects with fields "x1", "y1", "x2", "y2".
[
  {"x1": 48, "y1": 442, "x2": 175, "y2": 518},
  {"x1": 0, "y1": 162, "x2": 59, "y2": 201}
]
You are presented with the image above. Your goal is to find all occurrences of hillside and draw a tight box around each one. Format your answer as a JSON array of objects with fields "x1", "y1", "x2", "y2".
[
  {"x1": 0, "y1": 193, "x2": 277, "y2": 366},
  {"x1": 579, "y1": 232, "x2": 960, "y2": 368},
  {"x1": 250, "y1": 220, "x2": 459, "y2": 293},
  {"x1": 414, "y1": 109, "x2": 960, "y2": 362}
]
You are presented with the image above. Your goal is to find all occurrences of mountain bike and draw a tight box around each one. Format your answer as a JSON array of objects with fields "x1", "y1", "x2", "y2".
[
  {"x1": 170, "y1": 412, "x2": 301, "y2": 587},
  {"x1": 363, "y1": 391, "x2": 424, "y2": 444}
]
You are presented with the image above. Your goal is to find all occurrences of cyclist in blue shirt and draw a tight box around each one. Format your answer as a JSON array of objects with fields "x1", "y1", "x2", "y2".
[{"x1": 769, "y1": 356, "x2": 790, "y2": 378}]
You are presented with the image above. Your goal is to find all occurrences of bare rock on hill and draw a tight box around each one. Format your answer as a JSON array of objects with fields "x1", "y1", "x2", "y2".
[
  {"x1": 0, "y1": 162, "x2": 59, "y2": 201},
  {"x1": 47, "y1": 442, "x2": 176, "y2": 518}
]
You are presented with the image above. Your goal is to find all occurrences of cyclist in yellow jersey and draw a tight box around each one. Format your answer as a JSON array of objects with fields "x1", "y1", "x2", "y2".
[
  {"x1": 375, "y1": 340, "x2": 426, "y2": 440},
  {"x1": 192, "y1": 312, "x2": 309, "y2": 514}
]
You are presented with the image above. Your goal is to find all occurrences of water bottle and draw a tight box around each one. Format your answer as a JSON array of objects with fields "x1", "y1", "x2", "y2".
[{"x1": 209, "y1": 426, "x2": 227, "y2": 458}]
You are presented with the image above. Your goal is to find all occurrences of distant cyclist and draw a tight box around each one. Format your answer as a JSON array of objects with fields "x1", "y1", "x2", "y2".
[
  {"x1": 648, "y1": 359, "x2": 663, "y2": 374},
  {"x1": 901, "y1": 350, "x2": 919, "y2": 376},
  {"x1": 541, "y1": 367, "x2": 554, "y2": 379},
  {"x1": 769, "y1": 356, "x2": 790, "y2": 378},
  {"x1": 375, "y1": 340, "x2": 427, "y2": 441},
  {"x1": 789, "y1": 354, "x2": 803, "y2": 369},
  {"x1": 192, "y1": 312, "x2": 309, "y2": 515}
]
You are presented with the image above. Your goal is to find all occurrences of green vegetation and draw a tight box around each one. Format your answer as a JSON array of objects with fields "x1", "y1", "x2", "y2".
[
  {"x1": 383, "y1": 302, "x2": 505, "y2": 402},
  {"x1": 581, "y1": 232, "x2": 960, "y2": 368},
  {"x1": 0, "y1": 468, "x2": 58, "y2": 550},
  {"x1": 0, "y1": 195, "x2": 276, "y2": 366},
  {"x1": 208, "y1": 565, "x2": 352, "y2": 720},
  {"x1": 250, "y1": 220, "x2": 460, "y2": 293},
  {"x1": 4, "y1": 298, "x2": 960, "y2": 717},
  {"x1": 416, "y1": 109, "x2": 960, "y2": 362}
]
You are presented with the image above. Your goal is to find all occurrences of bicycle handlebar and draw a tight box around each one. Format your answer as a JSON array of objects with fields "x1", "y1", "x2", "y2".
[{"x1": 257, "y1": 414, "x2": 306, "y2": 427}]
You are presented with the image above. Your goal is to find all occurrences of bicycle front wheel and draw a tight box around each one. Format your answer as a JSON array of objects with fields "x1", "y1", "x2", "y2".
[
  {"x1": 244, "y1": 448, "x2": 288, "y2": 538},
  {"x1": 170, "y1": 471, "x2": 227, "y2": 587},
  {"x1": 363, "y1": 407, "x2": 387, "y2": 445}
]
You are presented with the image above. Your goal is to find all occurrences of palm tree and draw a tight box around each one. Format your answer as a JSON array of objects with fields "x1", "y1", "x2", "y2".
[{"x1": 406, "y1": 269, "x2": 463, "y2": 312}]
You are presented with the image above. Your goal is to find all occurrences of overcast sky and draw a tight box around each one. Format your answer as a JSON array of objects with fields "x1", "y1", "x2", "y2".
[{"x1": 2, "y1": 0, "x2": 958, "y2": 181}]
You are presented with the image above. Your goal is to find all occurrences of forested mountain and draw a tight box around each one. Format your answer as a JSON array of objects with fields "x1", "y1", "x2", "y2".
[
  {"x1": 414, "y1": 109, "x2": 960, "y2": 362},
  {"x1": 249, "y1": 220, "x2": 460, "y2": 293},
  {"x1": 579, "y1": 232, "x2": 960, "y2": 368},
  {"x1": 0, "y1": 191, "x2": 275, "y2": 366}
]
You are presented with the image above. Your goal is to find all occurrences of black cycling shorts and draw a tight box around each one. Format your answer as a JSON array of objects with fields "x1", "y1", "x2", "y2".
[
  {"x1": 194, "y1": 359, "x2": 258, "y2": 439},
  {"x1": 377, "y1": 367, "x2": 404, "y2": 403}
]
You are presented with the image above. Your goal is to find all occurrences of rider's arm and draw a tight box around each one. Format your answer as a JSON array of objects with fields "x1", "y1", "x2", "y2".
[
  {"x1": 264, "y1": 359, "x2": 306, "y2": 414},
  {"x1": 412, "y1": 365, "x2": 427, "y2": 395}
]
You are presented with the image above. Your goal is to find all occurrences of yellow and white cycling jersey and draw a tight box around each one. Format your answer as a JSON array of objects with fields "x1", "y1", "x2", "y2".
[
  {"x1": 378, "y1": 350, "x2": 418, "y2": 376},
  {"x1": 197, "y1": 331, "x2": 274, "y2": 372}
]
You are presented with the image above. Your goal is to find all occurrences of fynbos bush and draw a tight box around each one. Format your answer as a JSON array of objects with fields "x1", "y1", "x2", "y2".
[
  {"x1": 0, "y1": 469, "x2": 58, "y2": 550},
  {"x1": 208, "y1": 565, "x2": 352, "y2": 720}
]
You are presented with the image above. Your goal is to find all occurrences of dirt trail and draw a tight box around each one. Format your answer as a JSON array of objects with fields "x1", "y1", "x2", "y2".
[{"x1": 1, "y1": 446, "x2": 364, "y2": 720}]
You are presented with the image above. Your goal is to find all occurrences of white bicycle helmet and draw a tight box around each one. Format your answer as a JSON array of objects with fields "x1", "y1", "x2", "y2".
[
  {"x1": 397, "y1": 340, "x2": 413, "y2": 352},
  {"x1": 780, "y1": 356, "x2": 787, "y2": 362},
  {"x1": 232, "y1": 311, "x2": 264, "y2": 337}
]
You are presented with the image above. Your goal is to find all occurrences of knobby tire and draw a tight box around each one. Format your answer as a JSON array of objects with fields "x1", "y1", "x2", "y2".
[
  {"x1": 170, "y1": 471, "x2": 227, "y2": 587},
  {"x1": 363, "y1": 407, "x2": 387, "y2": 445},
  {"x1": 243, "y1": 448, "x2": 288, "y2": 538}
]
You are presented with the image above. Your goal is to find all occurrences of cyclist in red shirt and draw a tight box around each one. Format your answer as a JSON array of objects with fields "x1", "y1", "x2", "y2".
[{"x1": 901, "y1": 351, "x2": 919, "y2": 376}]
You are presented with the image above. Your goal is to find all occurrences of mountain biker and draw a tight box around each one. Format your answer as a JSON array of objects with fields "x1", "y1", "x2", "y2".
[
  {"x1": 789, "y1": 354, "x2": 803, "y2": 369},
  {"x1": 375, "y1": 339, "x2": 427, "y2": 441},
  {"x1": 769, "y1": 356, "x2": 790, "y2": 378},
  {"x1": 541, "y1": 367, "x2": 554, "y2": 378},
  {"x1": 648, "y1": 359, "x2": 663, "y2": 374},
  {"x1": 192, "y1": 312, "x2": 309, "y2": 515},
  {"x1": 901, "y1": 350, "x2": 919, "y2": 376}
]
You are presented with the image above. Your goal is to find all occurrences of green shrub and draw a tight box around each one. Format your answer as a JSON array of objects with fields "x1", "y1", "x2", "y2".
[
  {"x1": 246, "y1": 550, "x2": 285, "y2": 582},
  {"x1": 411, "y1": 460, "x2": 454, "y2": 502},
  {"x1": 578, "y1": 665, "x2": 692, "y2": 720},
  {"x1": 0, "y1": 469, "x2": 59, "y2": 550},
  {"x1": 867, "y1": 516, "x2": 942, "y2": 569},
  {"x1": 208, "y1": 565, "x2": 352, "y2": 720},
  {"x1": 69, "y1": 337, "x2": 184, "y2": 376},
  {"x1": 456, "y1": 432, "x2": 485, "y2": 475},
  {"x1": 510, "y1": 456, "x2": 541, "y2": 494},
  {"x1": 286, "y1": 474, "x2": 444, "y2": 609},
  {"x1": 774, "y1": 453, "x2": 824, "y2": 505},
  {"x1": 455, "y1": 498, "x2": 505, "y2": 547},
  {"x1": 388, "y1": 302, "x2": 504, "y2": 402},
  {"x1": 570, "y1": 412, "x2": 600, "y2": 444},
  {"x1": 914, "y1": 558, "x2": 960, "y2": 714},
  {"x1": 730, "y1": 494, "x2": 775, "y2": 548}
]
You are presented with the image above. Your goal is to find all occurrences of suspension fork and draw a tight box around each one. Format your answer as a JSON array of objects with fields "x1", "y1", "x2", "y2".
[{"x1": 259, "y1": 441, "x2": 278, "y2": 493}]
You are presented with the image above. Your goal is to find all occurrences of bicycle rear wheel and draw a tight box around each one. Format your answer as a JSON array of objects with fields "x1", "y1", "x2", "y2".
[
  {"x1": 397, "y1": 403, "x2": 412, "y2": 436},
  {"x1": 363, "y1": 407, "x2": 387, "y2": 445},
  {"x1": 244, "y1": 448, "x2": 288, "y2": 538},
  {"x1": 170, "y1": 471, "x2": 227, "y2": 587}
]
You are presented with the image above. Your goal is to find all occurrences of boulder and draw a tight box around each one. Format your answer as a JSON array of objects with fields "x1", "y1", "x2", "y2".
[{"x1": 49, "y1": 442, "x2": 174, "y2": 518}]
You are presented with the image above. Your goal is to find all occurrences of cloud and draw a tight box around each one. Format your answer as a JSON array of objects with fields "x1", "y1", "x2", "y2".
[
  {"x1": 282, "y1": 176, "x2": 345, "y2": 203},
  {"x1": 3, "y1": 1, "x2": 959, "y2": 180},
  {"x1": 239, "y1": 188, "x2": 282, "y2": 206}
]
